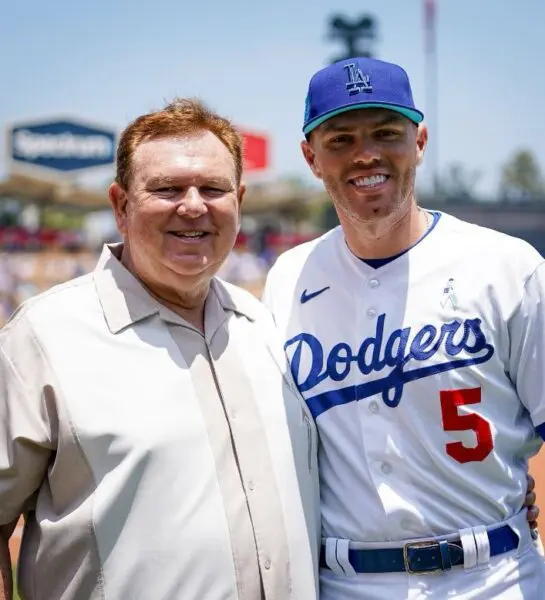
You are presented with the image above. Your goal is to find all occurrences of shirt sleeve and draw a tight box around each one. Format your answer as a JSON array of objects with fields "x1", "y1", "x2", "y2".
[
  {"x1": 508, "y1": 261, "x2": 545, "y2": 439},
  {"x1": 261, "y1": 260, "x2": 280, "y2": 320},
  {"x1": 261, "y1": 275, "x2": 273, "y2": 310},
  {"x1": 0, "y1": 316, "x2": 55, "y2": 524}
]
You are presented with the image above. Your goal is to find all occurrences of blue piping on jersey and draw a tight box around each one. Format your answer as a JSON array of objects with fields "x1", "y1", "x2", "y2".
[
  {"x1": 360, "y1": 211, "x2": 441, "y2": 268},
  {"x1": 305, "y1": 354, "x2": 494, "y2": 420},
  {"x1": 537, "y1": 423, "x2": 545, "y2": 441}
]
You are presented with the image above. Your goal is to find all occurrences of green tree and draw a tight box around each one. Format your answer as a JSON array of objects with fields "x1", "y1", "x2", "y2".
[
  {"x1": 436, "y1": 163, "x2": 481, "y2": 202},
  {"x1": 499, "y1": 150, "x2": 545, "y2": 200}
]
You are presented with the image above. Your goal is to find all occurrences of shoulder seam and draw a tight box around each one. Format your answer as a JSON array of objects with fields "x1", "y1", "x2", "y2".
[{"x1": 508, "y1": 259, "x2": 545, "y2": 322}]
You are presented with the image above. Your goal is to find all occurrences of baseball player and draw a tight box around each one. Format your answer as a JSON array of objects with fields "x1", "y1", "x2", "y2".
[{"x1": 263, "y1": 57, "x2": 545, "y2": 599}]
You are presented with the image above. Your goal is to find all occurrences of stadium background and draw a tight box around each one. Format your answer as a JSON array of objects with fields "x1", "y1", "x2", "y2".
[
  {"x1": 2, "y1": 0, "x2": 545, "y2": 593},
  {"x1": 3, "y1": 173, "x2": 545, "y2": 580}
]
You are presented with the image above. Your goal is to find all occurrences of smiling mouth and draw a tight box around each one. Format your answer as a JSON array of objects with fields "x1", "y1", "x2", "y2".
[
  {"x1": 350, "y1": 174, "x2": 390, "y2": 189},
  {"x1": 168, "y1": 231, "x2": 209, "y2": 239}
]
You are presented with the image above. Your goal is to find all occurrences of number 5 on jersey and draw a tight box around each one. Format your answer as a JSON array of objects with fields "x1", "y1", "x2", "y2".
[{"x1": 440, "y1": 388, "x2": 494, "y2": 464}]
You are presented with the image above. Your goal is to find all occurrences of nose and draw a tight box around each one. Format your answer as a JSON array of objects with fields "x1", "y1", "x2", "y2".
[
  {"x1": 353, "y1": 136, "x2": 381, "y2": 167},
  {"x1": 176, "y1": 187, "x2": 208, "y2": 219}
]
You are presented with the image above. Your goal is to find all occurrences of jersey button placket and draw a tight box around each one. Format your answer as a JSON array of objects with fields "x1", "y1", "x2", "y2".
[
  {"x1": 360, "y1": 276, "x2": 394, "y2": 533},
  {"x1": 357, "y1": 394, "x2": 391, "y2": 528}
]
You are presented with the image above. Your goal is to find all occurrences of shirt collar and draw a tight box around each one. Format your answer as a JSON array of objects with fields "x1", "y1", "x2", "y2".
[{"x1": 93, "y1": 243, "x2": 257, "y2": 334}]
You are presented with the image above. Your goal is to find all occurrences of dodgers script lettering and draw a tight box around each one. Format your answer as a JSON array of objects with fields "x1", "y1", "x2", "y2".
[{"x1": 285, "y1": 314, "x2": 495, "y2": 419}]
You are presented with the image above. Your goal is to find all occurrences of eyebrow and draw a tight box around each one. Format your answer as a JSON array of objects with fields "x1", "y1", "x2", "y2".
[
  {"x1": 146, "y1": 175, "x2": 177, "y2": 188},
  {"x1": 146, "y1": 175, "x2": 233, "y2": 188},
  {"x1": 373, "y1": 114, "x2": 407, "y2": 127}
]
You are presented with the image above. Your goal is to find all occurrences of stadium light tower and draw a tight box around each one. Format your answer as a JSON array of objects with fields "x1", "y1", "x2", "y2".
[
  {"x1": 423, "y1": 0, "x2": 439, "y2": 196},
  {"x1": 327, "y1": 14, "x2": 379, "y2": 63}
]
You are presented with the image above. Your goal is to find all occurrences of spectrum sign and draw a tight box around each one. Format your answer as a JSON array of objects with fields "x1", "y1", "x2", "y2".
[{"x1": 7, "y1": 117, "x2": 116, "y2": 175}]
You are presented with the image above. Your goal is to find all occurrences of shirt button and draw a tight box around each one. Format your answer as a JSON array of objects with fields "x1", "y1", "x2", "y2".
[
  {"x1": 381, "y1": 462, "x2": 392, "y2": 475},
  {"x1": 248, "y1": 480, "x2": 255, "y2": 491},
  {"x1": 264, "y1": 559, "x2": 271, "y2": 570},
  {"x1": 369, "y1": 278, "x2": 380, "y2": 289},
  {"x1": 367, "y1": 307, "x2": 377, "y2": 318},
  {"x1": 369, "y1": 401, "x2": 379, "y2": 414}
]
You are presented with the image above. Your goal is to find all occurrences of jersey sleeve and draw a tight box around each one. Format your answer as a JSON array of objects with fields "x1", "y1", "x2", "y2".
[
  {"x1": 508, "y1": 261, "x2": 545, "y2": 439},
  {"x1": 261, "y1": 261, "x2": 279, "y2": 319},
  {"x1": 0, "y1": 316, "x2": 55, "y2": 524}
]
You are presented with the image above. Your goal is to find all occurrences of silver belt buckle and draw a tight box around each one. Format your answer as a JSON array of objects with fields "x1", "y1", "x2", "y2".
[{"x1": 403, "y1": 540, "x2": 442, "y2": 575}]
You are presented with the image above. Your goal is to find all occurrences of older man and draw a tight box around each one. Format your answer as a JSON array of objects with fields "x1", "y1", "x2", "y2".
[{"x1": 0, "y1": 99, "x2": 320, "y2": 600}]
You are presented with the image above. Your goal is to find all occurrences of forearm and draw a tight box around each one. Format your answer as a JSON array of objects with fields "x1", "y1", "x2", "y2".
[
  {"x1": 0, "y1": 532, "x2": 12, "y2": 600},
  {"x1": 0, "y1": 522, "x2": 17, "y2": 600}
]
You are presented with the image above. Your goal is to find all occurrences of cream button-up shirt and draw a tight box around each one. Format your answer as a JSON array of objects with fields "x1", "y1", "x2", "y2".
[{"x1": 0, "y1": 244, "x2": 320, "y2": 600}]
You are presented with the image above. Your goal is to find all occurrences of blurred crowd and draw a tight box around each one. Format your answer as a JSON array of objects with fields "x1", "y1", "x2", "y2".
[
  {"x1": 0, "y1": 251, "x2": 97, "y2": 325},
  {"x1": 0, "y1": 227, "x2": 316, "y2": 326},
  {"x1": 0, "y1": 226, "x2": 85, "y2": 252}
]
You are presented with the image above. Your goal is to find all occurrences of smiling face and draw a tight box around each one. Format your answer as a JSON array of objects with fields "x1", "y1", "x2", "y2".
[
  {"x1": 302, "y1": 108, "x2": 427, "y2": 228},
  {"x1": 109, "y1": 131, "x2": 244, "y2": 300}
]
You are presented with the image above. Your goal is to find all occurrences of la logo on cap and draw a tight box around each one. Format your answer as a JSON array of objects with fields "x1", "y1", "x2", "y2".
[{"x1": 344, "y1": 63, "x2": 373, "y2": 95}]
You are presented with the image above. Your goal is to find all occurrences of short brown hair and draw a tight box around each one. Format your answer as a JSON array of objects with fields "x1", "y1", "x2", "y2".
[{"x1": 115, "y1": 97, "x2": 243, "y2": 190}]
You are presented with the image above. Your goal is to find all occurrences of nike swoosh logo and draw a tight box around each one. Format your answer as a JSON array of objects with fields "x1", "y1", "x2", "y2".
[{"x1": 300, "y1": 286, "x2": 330, "y2": 304}]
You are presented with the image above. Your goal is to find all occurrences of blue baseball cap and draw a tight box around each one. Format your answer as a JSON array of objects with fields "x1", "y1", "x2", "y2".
[{"x1": 303, "y1": 57, "x2": 424, "y2": 135}]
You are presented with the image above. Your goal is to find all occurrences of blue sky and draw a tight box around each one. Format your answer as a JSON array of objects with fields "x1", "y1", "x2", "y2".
[{"x1": 2, "y1": 0, "x2": 544, "y2": 197}]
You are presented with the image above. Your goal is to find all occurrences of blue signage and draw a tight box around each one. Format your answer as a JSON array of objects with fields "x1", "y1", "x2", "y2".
[{"x1": 9, "y1": 118, "x2": 116, "y2": 173}]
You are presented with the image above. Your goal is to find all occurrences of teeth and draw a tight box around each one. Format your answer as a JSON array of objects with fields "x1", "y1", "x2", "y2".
[
  {"x1": 173, "y1": 231, "x2": 205, "y2": 238},
  {"x1": 353, "y1": 175, "x2": 387, "y2": 187}
]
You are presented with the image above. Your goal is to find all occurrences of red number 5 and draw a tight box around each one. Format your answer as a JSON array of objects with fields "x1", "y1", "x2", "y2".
[{"x1": 440, "y1": 388, "x2": 493, "y2": 464}]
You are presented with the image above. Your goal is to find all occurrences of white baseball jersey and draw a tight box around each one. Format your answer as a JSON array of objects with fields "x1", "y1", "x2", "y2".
[{"x1": 263, "y1": 211, "x2": 545, "y2": 598}]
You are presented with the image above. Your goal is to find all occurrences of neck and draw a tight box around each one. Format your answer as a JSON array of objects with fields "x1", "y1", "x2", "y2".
[
  {"x1": 147, "y1": 285, "x2": 208, "y2": 332},
  {"x1": 120, "y1": 247, "x2": 208, "y2": 332},
  {"x1": 341, "y1": 202, "x2": 428, "y2": 260}
]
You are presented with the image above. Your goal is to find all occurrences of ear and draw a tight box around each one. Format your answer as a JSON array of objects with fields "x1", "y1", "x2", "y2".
[
  {"x1": 108, "y1": 182, "x2": 129, "y2": 236},
  {"x1": 301, "y1": 139, "x2": 323, "y2": 180},
  {"x1": 415, "y1": 123, "x2": 428, "y2": 167}
]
